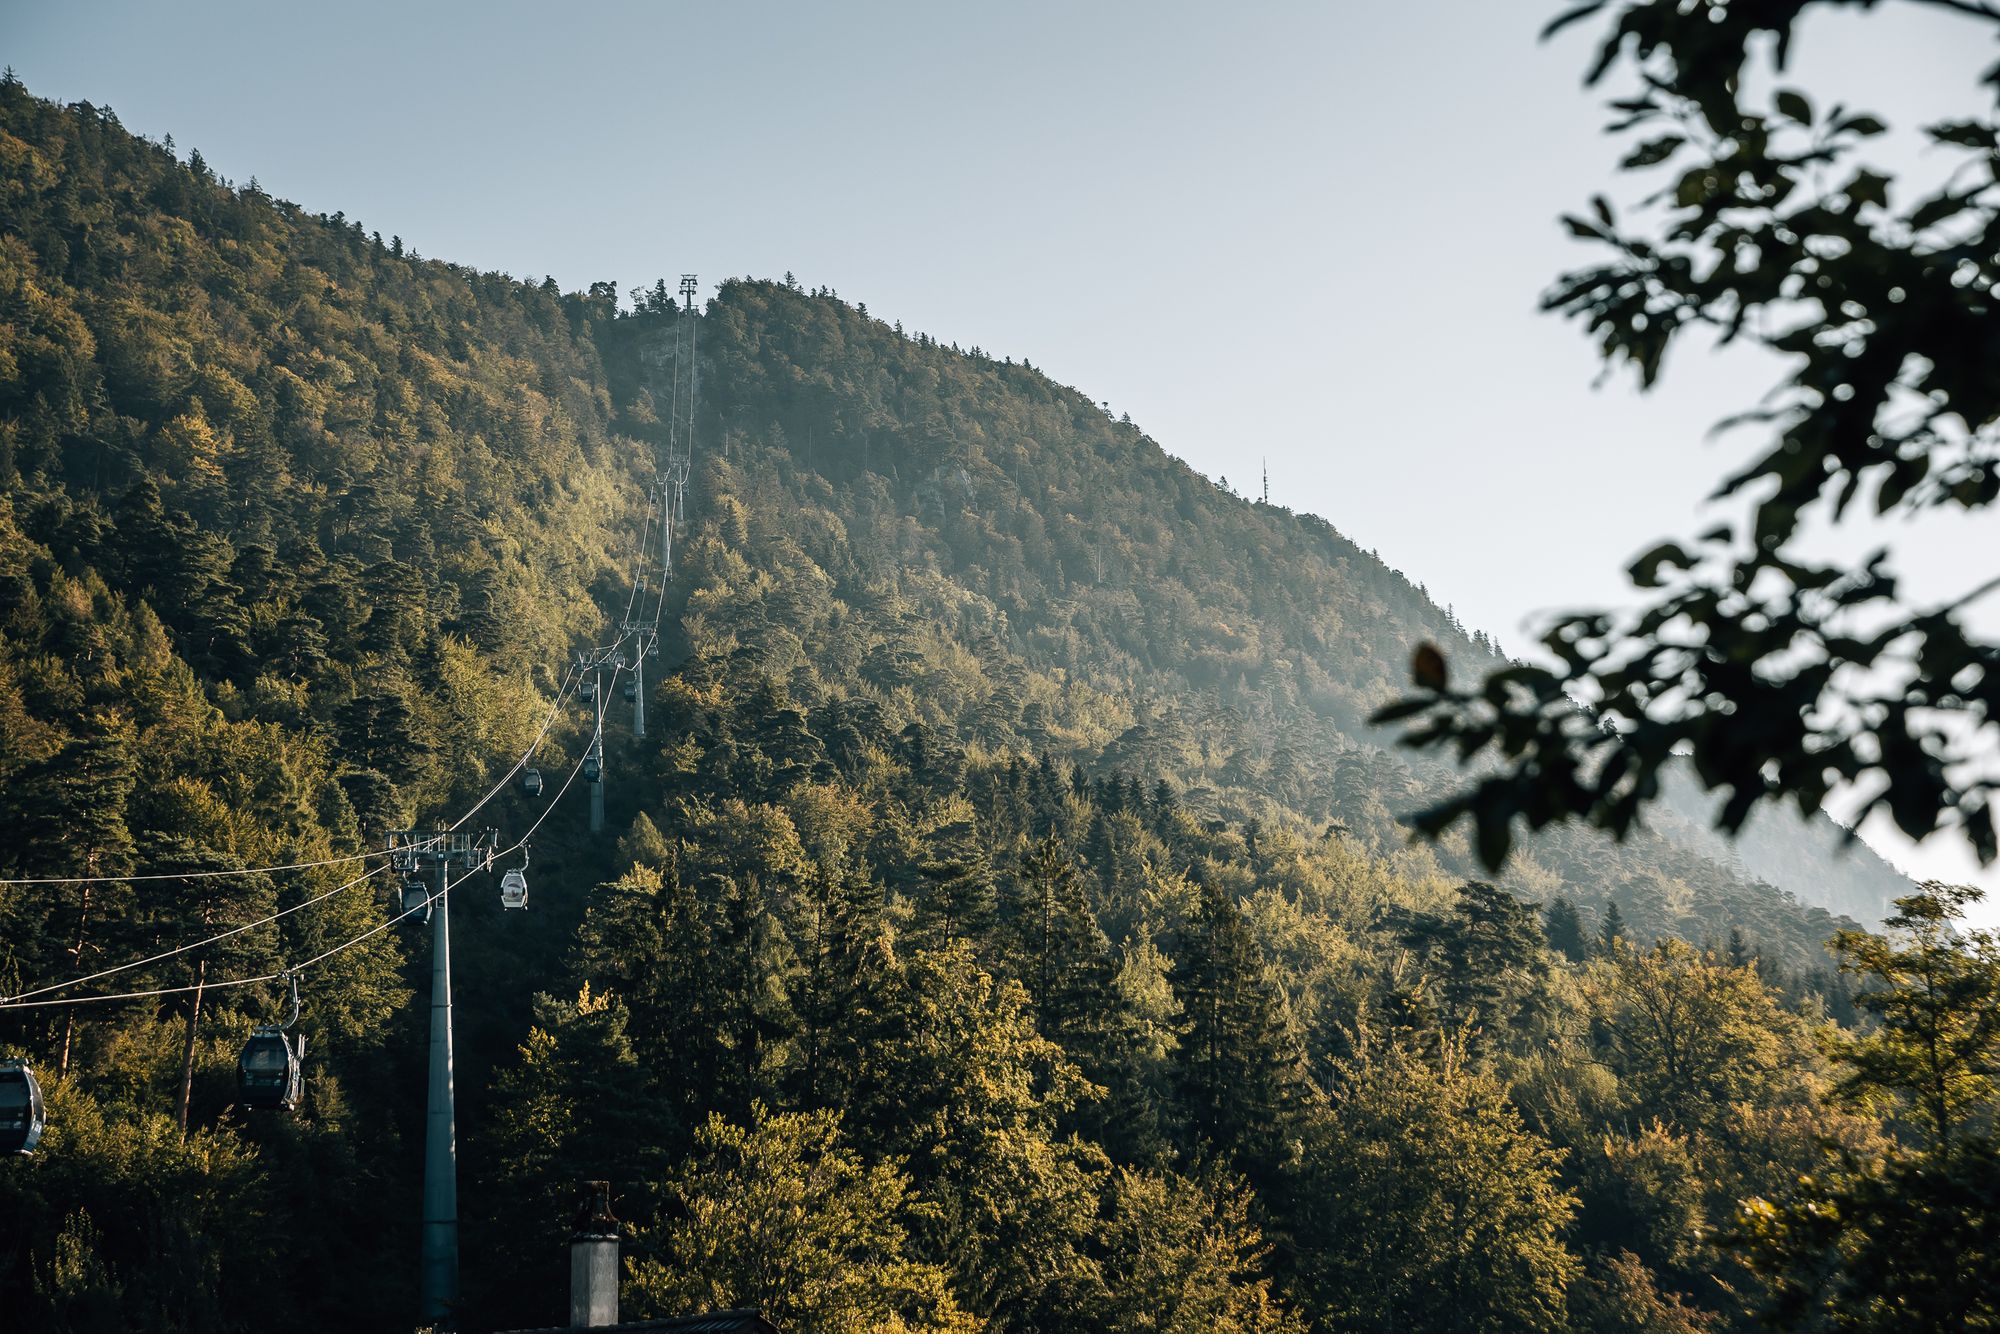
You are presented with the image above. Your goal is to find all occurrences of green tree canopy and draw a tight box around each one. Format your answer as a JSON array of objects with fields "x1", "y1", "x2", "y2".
[{"x1": 626, "y1": 1102, "x2": 973, "y2": 1333}]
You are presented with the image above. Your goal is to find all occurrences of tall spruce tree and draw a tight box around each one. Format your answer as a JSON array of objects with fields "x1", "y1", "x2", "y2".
[{"x1": 1172, "y1": 881, "x2": 1308, "y2": 1180}]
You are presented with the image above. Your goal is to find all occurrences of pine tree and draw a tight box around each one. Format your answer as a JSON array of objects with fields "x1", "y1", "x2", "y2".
[
  {"x1": 1544, "y1": 895, "x2": 1589, "y2": 962},
  {"x1": 789, "y1": 866, "x2": 894, "y2": 1110},
  {"x1": 1172, "y1": 882, "x2": 1307, "y2": 1180},
  {"x1": 909, "y1": 801, "x2": 995, "y2": 950},
  {"x1": 1599, "y1": 899, "x2": 1629, "y2": 955},
  {"x1": 1728, "y1": 925, "x2": 1754, "y2": 970},
  {"x1": 477, "y1": 985, "x2": 676, "y2": 1330},
  {"x1": 709, "y1": 872, "x2": 799, "y2": 1114},
  {"x1": 1396, "y1": 881, "x2": 1549, "y2": 1043}
]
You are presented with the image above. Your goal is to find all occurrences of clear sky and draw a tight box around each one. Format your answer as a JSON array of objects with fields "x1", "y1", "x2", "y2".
[{"x1": 6, "y1": 0, "x2": 1996, "y2": 909}]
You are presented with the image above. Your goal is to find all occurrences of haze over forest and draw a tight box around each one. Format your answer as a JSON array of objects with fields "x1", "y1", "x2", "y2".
[{"x1": 1, "y1": 2, "x2": 1998, "y2": 1330}]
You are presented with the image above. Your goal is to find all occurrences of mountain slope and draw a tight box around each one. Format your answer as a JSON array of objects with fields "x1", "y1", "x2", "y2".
[
  {"x1": 0, "y1": 80, "x2": 1902, "y2": 1333},
  {"x1": 606, "y1": 279, "x2": 1895, "y2": 954}
]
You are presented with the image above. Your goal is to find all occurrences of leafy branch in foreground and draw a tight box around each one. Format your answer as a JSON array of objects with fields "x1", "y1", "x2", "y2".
[{"x1": 1377, "y1": 0, "x2": 2000, "y2": 868}]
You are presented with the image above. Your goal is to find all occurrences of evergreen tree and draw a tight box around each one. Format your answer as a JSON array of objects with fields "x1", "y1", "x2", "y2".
[
  {"x1": 477, "y1": 985, "x2": 675, "y2": 1330},
  {"x1": 1599, "y1": 899, "x2": 1629, "y2": 955},
  {"x1": 909, "y1": 800, "x2": 996, "y2": 950},
  {"x1": 1396, "y1": 880, "x2": 1550, "y2": 1049},
  {"x1": 1543, "y1": 896, "x2": 1589, "y2": 963},
  {"x1": 1172, "y1": 882, "x2": 1307, "y2": 1179}
]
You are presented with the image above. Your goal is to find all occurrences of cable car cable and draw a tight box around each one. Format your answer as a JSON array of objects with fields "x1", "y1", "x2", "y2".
[
  {"x1": 0, "y1": 849, "x2": 387, "y2": 888},
  {"x1": 4, "y1": 662, "x2": 591, "y2": 1003},
  {"x1": 0, "y1": 861, "x2": 394, "y2": 1004},
  {"x1": 0, "y1": 730, "x2": 610, "y2": 1012},
  {"x1": 446, "y1": 660, "x2": 584, "y2": 831},
  {"x1": 618, "y1": 498, "x2": 657, "y2": 625}
]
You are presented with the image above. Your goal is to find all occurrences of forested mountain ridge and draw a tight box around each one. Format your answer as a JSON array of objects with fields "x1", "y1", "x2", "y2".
[
  {"x1": 0, "y1": 80, "x2": 1926, "y2": 1333},
  {"x1": 613, "y1": 278, "x2": 1904, "y2": 942}
]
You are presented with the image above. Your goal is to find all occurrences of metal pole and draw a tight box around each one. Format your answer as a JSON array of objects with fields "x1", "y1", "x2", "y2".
[
  {"x1": 632, "y1": 647, "x2": 646, "y2": 741},
  {"x1": 686, "y1": 295, "x2": 698, "y2": 459},
  {"x1": 420, "y1": 855, "x2": 459, "y2": 1325},
  {"x1": 590, "y1": 669, "x2": 606, "y2": 834}
]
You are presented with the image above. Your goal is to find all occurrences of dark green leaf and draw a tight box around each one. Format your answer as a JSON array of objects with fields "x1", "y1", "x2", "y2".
[
  {"x1": 1628, "y1": 542, "x2": 1694, "y2": 588},
  {"x1": 1846, "y1": 169, "x2": 1890, "y2": 210},
  {"x1": 1925, "y1": 120, "x2": 1996, "y2": 149},
  {"x1": 1621, "y1": 135, "x2": 1685, "y2": 168},
  {"x1": 1908, "y1": 191, "x2": 1973, "y2": 231},
  {"x1": 1542, "y1": 2, "x2": 1607, "y2": 40}
]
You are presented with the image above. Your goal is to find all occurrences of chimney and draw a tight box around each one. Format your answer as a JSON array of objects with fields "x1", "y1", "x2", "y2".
[{"x1": 569, "y1": 1180, "x2": 620, "y2": 1328}]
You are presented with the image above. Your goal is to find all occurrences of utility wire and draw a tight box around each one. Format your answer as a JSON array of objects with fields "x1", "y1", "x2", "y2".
[
  {"x1": 0, "y1": 862, "x2": 394, "y2": 1005},
  {"x1": 448, "y1": 660, "x2": 581, "y2": 832},
  {"x1": 618, "y1": 493, "x2": 657, "y2": 627},
  {"x1": 0, "y1": 850, "x2": 385, "y2": 888},
  {"x1": 650, "y1": 495, "x2": 675, "y2": 629},
  {"x1": 592, "y1": 618, "x2": 643, "y2": 656},
  {"x1": 4, "y1": 664, "x2": 587, "y2": 1003},
  {"x1": 0, "y1": 970, "x2": 289, "y2": 1011},
  {"x1": 0, "y1": 723, "x2": 609, "y2": 1013}
]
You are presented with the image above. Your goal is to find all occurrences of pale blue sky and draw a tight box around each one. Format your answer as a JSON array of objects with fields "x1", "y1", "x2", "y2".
[{"x1": 6, "y1": 0, "x2": 1995, "y2": 907}]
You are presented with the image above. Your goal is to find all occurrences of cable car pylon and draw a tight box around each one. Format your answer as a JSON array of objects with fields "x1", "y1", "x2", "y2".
[{"x1": 386, "y1": 828, "x2": 497, "y2": 1327}]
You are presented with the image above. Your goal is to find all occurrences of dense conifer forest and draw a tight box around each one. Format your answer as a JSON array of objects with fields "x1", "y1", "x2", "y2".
[{"x1": 2, "y1": 77, "x2": 1995, "y2": 1332}]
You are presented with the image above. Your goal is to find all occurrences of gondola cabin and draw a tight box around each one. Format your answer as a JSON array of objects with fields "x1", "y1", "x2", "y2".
[
  {"x1": 579, "y1": 679, "x2": 597, "y2": 704},
  {"x1": 582, "y1": 754, "x2": 601, "y2": 783},
  {"x1": 623, "y1": 681, "x2": 637, "y2": 703},
  {"x1": 399, "y1": 875, "x2": 432, "y2": 924},
  {"x1": 237, "y1": 1028, "x2": 304, "y2": 1112},
  {"x1": 0, "y1": 1060, "x2": 45, "y2": 1154},
  {"x1": 500, "y1": 868, "x2": 529, "y2": 910},
  {"x1": 522, "y1": 767, "x2": 544, "y2": 798}
]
